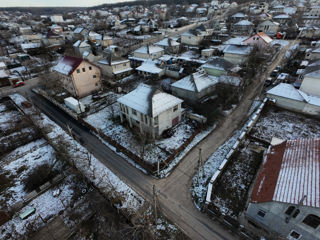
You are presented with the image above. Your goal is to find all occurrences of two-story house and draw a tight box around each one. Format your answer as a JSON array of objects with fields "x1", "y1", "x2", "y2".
[
  {"x1": 117, "y1": 84, "x2": 183, "y2": 139},
  {"x1": 53, "y1": 56, "x2": 102, "y2": 98},
  {"x1": 247, "y1": 138, "x2": 320, "y2": 240},
  {"x1": 243, "y1": 32, "x2": 273, "y2": 50},
  {"x1": 257, "y1": 20, "x2": 280, "y2": 36},
  {"x1": 97, "y1": 55, "x2": 132, "y2": 79}
]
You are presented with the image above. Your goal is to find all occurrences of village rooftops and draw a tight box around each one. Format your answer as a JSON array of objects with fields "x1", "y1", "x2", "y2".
[
  {"x1": 250, "y1": 138, "x2": 320, "y2": 208},
  {"x1": 171, "y1": 72, "x2": 219, "y2": 92},
  {"x1": 231, "y1": 12, "x2": 246, "y2": 18},
  {"x1": 235, "y1": 20, "x2": 254, "y2": 26},
  {"x1": 155, "y1": 38, "x2": 180, "y2": 47},
  {"x1": 267, "y1": 83, "x2": 304, "y2": 101},
  {"x1": 202, "y1": 57, "x2": 235, "y2": 71},
  {"x1": 134, "y1": 45, "x2": 163, "y2": 54},
  {"x1": 52, "y1": 56, "x2": 83, "y2": 76},
  {"x1": 223, "y1": 44, "x2": 252, "y2": 55},
  {"x1": 117, "y1": 84, "x2": 183, "y2": 117},
  {"x1": 136, "y1": 60, "x2": 163, "y2": 74}
]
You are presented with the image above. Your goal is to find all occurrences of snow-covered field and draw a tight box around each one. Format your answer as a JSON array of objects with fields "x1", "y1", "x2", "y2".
[
  {"x1": 250, "y1": 106, "x2": 320, "y2": 142},
  {"x1": 9, "y1": 94, "x2": 144, "y2": 214}
]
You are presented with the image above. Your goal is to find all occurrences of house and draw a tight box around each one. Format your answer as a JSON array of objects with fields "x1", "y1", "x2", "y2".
[
  {"x1": 135, "y1": 60, "x2": 165, "y2": 78},
  {"x1": 305, "y1": 48, "x2": 320, "y2": 60},
  {"x1": 97, "y1": 56, "x2": 132, "y2": 79},
  {"x1": 0, "y1": 69, "x2": 10, "y2": 87},
  {"x1": 242, "y1": 32, "x2": 273, "y2": 50},
  {"x1": 201, "y1": 57, "x2": 235, "y2": 76},
  {"x1": 102, "y1": 36, "x2": 113, "y2": 47},
  {"x1": 50, "y1": 24, "x2": 63, "y2": 33},
  {"x1": 154, "y1": 38, "x2": 180, "y2": 54},
  {"x1": 50, "y1": 15, "x2": 64, "y2": 23},
  {"x1": 117, "y1": 84, "x2": 183, "y2": 139},
  {"x1": 273, "y1": 14, "x2": 291, "y2": 24},
  {"x1": 300, "y1": 69, "x2": 320, "y2": 97},
  {"x1": 171, "y1": 71, "x2": 218, "y2": 103},
  {"x1": 44, "y1": 31, "x2": 65, "y2": 46},
  {"x1": 230, "y1": 12, "x2": 247, "y2": 22},
  {"x1": 232, "y1": 20, "x2": 254, "y2": 34},
  {"x1": 52, "y1": 56, "x2": 102, "y2": 98},
  {"x1": 223, "y1": 45, "x2": 252, "y2": 65},
  {"x1": 247, "y1": 138, "x2": 320, "y2": 240},
  {"x1": 309, "y1": 5, "x2": 320, "y2": 17},
  {"x1": 73, "y1": 40, "x2": 91, "y2": 56},
  {"x1": 19, "y1": 26, "x2": 32, "y2": 35},
  {"x1": 257, "y1": 20, "x2": 280, "y2": 36},
  {"x1": 266, "y1": 83, "x2": 320, "y2": 116},
  {"x1": 181, "y1": 25, "x2": 212, "y2": 45},
  {"x1": 133, "y1": 45, "x2": 164, "y2": 60}
]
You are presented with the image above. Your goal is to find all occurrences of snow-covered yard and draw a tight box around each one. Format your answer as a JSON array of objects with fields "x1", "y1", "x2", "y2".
[
  {"x1": 250, "y1": 106, "x2": 320, "y2": 142},
  {"x1": 85, "y1": 103, "x2": 199, "y2": 166}
]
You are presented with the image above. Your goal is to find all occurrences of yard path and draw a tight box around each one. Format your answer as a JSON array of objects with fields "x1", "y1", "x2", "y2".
[{"x1": 155, "y1": 40, "x2": 298, "y2": 240}]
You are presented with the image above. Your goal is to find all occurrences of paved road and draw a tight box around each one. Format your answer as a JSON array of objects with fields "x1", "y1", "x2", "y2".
[{"x1": 28, "y1": 91, "x2": 237, "y2": 240}]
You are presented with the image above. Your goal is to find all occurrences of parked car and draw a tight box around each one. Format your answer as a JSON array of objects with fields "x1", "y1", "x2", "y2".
[
  {"x1": 12, "y1": 80, "x2": 24, "y2": 88},
  {"x1": 264, "y1": 77, "x2": 272, "y2": 87},
  {"x1": 270, "y1": 69, "x2": 279, "y2": 78}
]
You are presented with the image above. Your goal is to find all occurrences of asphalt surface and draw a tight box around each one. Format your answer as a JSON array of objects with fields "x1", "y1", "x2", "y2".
[{"x1": 28, "y1": 91, "x2": 236, "y2": 240}]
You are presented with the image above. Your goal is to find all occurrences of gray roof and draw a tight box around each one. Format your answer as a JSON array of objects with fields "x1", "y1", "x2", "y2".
[{"x1": 223, "y1": 44, "x2": 251, "y2": 55}]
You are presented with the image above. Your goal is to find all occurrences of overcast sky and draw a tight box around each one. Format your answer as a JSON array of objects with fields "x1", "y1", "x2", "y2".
[{"x1": 2, "y1": 0, "x2": 133, "y2": 7}]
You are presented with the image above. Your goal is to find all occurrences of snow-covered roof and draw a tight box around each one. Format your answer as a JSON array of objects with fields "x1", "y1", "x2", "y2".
[
  {"x1": 117, "y1": 84, "x2": 183, "y2": 117},
  {"x1": 74, "y1": 27, "x2": 84, "y2": 34},
  {"x1": 232, "y1": 12, "x2": 246, "y2": 18},
  {"x1": 171, "y1": 72, "x2": 218, "y2": 92},
  {"x1": 218, "y1": 75, "x2": 241, "y2": 86},
  {"x1": 134, "y1": 45, "x2": 163, "y2": 54},
  {"x1": 305, "y1": 69, "x2": 320, "y2": 79},
  {"x1": 155, "y1": 38, "x2": 180, "y2": 47},
  {"x1": 223, "y1": 44, "x2": 251, "y2": 55},
  {"x1": 202, "y1": 57, "x2": 234, "y2": 71},
  {"x1": 274, "y1": 14, "x2": 290, "y2": 19},
  {"x1": 52, "y1": 56, "x2": 83, "y2": 76},
  {"x1": 21, "y1": 43, "x2": 41, "y2": 50},
  {"x1": 250, "y1": 138, "x2": 320, "y2": 208},
  {"x1": 298, "y1": 90, "x2": 320, "y2": 106},
  {"x1": 223, "y1": 36, "x2": 248, "y2": 45},
  {"x1": 136, "y1": 60, "x2": 163, "y2": 74},
  {"x1": 0, "y1": 62, "x2": 6, "y2": 68},
  {"x1": 0, "y1": 70, "x2": 8, "y2": 78},
  {"x1": 267, "y1": 83, "x2": 304, "y2": 101},
  {"x1": 235, "y1": 20, "x2": 253, "y2": 26}
]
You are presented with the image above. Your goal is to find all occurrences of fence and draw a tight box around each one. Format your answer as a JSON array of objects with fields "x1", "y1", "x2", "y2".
[{"x1": 205, "y1": 98, "x2": 269, "y2": 205}]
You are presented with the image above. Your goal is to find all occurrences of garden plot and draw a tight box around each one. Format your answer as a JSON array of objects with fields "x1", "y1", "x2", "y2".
[
  {"x1": 85, "y1": 103, "x2": 198, "y2": 165},
  {"x1": 0, "y1": 139, "x2": 56, "y2": 208},
  {"x1": 209, "y1": 140, "x2": 263, "y2": 218},
  {"x1": 250, "y1": 106, "x2": 320, "y2": 142}
]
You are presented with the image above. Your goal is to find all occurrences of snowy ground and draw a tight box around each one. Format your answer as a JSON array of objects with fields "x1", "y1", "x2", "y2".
[
  {"x1": 85, "y1": 103, "x2": 198, "y2": 165},
  {"x1": 209, "y1": 140, "x2": 263, "y2": 218},
  {"x1": 9, "y1": 94, "x2": 144, "y2": 214},
  {"x1": 192, "y1": 101, "x2": 262, "y2": 205},
  {"x1": 250, "y1": 106, "x2": 320, "y2": 142}
]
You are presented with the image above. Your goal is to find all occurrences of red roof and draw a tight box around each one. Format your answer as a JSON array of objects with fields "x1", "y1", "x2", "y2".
[
  {"x1": 250, "y1": 138, "x2": 320, "y2": 208},
  {"x1": 52, "y1": 56, "x2": 83, "y2": 76}
]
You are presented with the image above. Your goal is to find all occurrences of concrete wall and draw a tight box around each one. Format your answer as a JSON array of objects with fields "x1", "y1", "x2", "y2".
[
  {"x1": 69, "y1": 61, "x2": 102, "y2": 98},
  {"x1": 300, "y1": 76, "x2": 320, "y2": 97},
  {"x1": 266, "y1": 94, "x2": 305, "y2": 113},
  {"x1": 247, "y1": 202, "x2": 320, "y2": 240},
  {"x1": 133, "y1": 50, "x2": 164, "y2": 60},
  {"x1": 224, "y1": 53, "x2": 247, "y2": 65},
  {"x1": 157, "y1": 103, "x2": 182, "y2": 135}
]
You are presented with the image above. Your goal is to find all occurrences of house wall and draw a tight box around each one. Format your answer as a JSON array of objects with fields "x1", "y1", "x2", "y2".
[
  {"x1": 76, "y1": 46, "x2": 91, "y2": 56},
  {"x1": 224, "y1": 53, "x2": 247, "y2": 65},
  {"x1": 232, "y1": 25, "x2": 253, "y2": 34},
  {"x1": 257, "y1": 21, "x2": 279, "y2": 35},
  {"x1": 202, "y1": 67, "x2": 227, "y2": 77},
  {"x1": 133, "y1": 50, "x2": 164, "y2": 60},
  {"x1": 246, "y1": 202, "x2": 320, "y2": 240},
  {"x1": 181, "y1": 35, "x2": 203, "y2": 45},
  {"x1": 305, "y1": 51, "x2": 320, "y2": 60},
  {"x1": 102, "y1": 38, "x2": 113, "y2": 47},
  {"x1": 171, "y1": 85, "x2": 216, "y2": 103},
  {"x1": 266, "y1": 93, "x2": 306, "y2": 113},
  {"x1": 71, "y1": 61, "x2": 102, "y2": 98},
  {"x1": 157, "y1": 103, "x2": 182, "y2": 135},
  {"x1": 300, "y1": 76, "x2": 320, "y2": 97},
  {"x1": 243, "y1": 36, "x2": 268, "y2": 49}
]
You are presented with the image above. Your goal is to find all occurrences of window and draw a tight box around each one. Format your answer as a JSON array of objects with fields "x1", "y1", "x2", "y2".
[
  {"x1": 292, "y1": 209, "x2": 300, "y2": 218},
  {"x1": 82, "y1": 68, "x2": 85, "y2": 72},
  {"x1": 154, "y1": 116, "x2": 158, "y2": 125},
  {"x1": 89, "y1": 66, "x2": 92, "y2": 70},
  {"x1": 132, "y1": 109, "x2": 137, "y2": 115},
  {"x1": 173, "y1": 106, "x2": 178, "y2": 112},
  {"x1": 257, "y1": 210, "x2": 266, "y2": 218},
  {"x1": 136, "y1": 120, "x2": 140, "y2": 124},
  {"x1": 302, "y1": 214, "x2": 320, "y2": 229},
  {"x1": 93, "y1": 75, "x2": 97, "y2": 78},
  {"x1": 285, "y1": 206, "x2": 295, "y2": 215},
  {"x1": 76, "y1": 69, "x2": 80, "y2": 73},
  {"x1": 123, "y1": 63, "x2": 127, "y2": 67},
  {"x1": 95, "y1": 83, "x2": 98, "y2": 86},
  {"x1": 288, "y1": 230, "x2": 301, "y2": 240}
]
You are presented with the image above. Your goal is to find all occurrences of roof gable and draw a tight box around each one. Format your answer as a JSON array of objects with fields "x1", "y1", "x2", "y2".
[{"x1": 52, "y1": 56, "x2": 83, "y2": 76}]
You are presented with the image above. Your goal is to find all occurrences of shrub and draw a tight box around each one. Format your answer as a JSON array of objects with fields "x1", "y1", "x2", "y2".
[{"x1": 23, "y1": 164, "x2": 57, "y2": 192}]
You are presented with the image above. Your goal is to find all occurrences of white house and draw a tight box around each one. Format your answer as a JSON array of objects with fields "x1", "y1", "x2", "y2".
[
  {"x1": 171, "y1": 71, "x2": 218, "y2": 103},
  {"x1": 232, "y1": 20, "x2": 254, "y2": 34},
  {"x1": 247, "y1": 138, "x2": 320, "y2": 240},
  {"x1": 97, "y1": 56, "x2": 132, "y2": 79},
  {"x1": 117, "y1": 84, "x2": 184, "y2": 139},
  {"x1": 242, "y1": 32, "x2": 273, "y2": 50},
  {"x1": 135, "y1": 60, "x2": 165, "y2": 78},
  {"x1": 257, "y1": 20, "x2": 280, "y2": 36}
]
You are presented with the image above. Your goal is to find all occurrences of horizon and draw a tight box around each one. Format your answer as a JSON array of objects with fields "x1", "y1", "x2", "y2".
[{"x1": 1, "y1": 0, "x2": 136, "y2": 8}]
